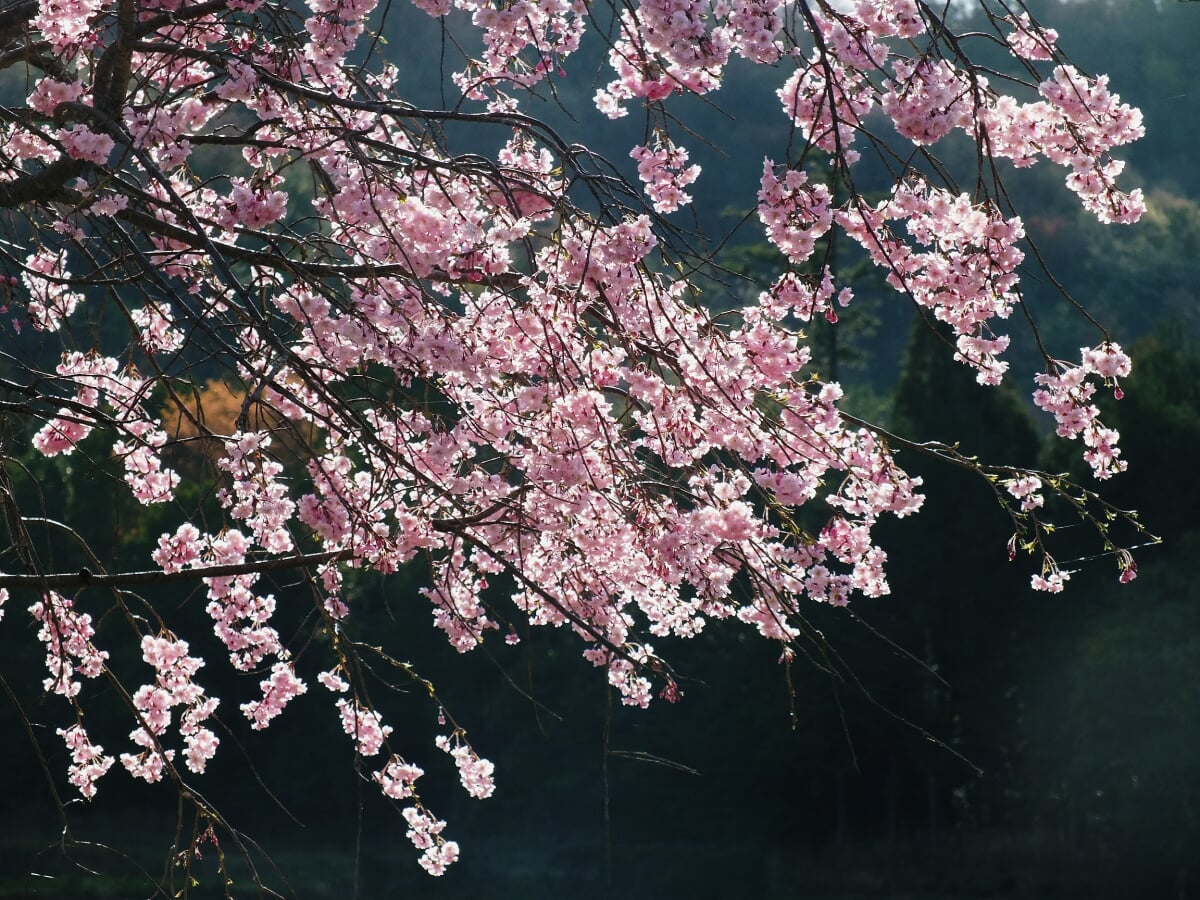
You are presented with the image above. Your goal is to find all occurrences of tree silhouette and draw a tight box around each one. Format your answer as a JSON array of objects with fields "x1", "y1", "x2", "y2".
[{"x1": 0, "y1": 0, "x2": 1157, "y2": 888}]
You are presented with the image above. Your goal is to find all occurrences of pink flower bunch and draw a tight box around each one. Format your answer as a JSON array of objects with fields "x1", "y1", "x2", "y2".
[
  {"x1": 631, "y1": 138, "x2": 701, "y2": 214},
  {"x1": 818, "y1": 516, "x2": 890, "y2": 600},
  {"x1": 757, "y1": 159, "x2": 833, "y2": 266},
  {"x1": 152, "y1": 523, "x2": 203, "y2": 573},
  {"x1": 1082, "y1": 342, "x2": 1133, "y2": 383},
  {"x1": 30, "y1": 591, "x2": 109, "y2": 698},
  {"x1": 402, "y1": 806, "x2": 459, "y2": 876},
  {"x1": 435, "y1": 734, "x2": 497, "y2": 799},
  {"x1": 241, "y1": 662, "x2": 308, "y2": 730},
  {"x1": 850, "y1": 0, "x2": 924, "y2": 39},
  {"x1": 58, "y1": 724, "x2": 115, "y2": 799},
  {"x1": 375, "y1": 756, "x2": 425, "y2": 800},
  {"x1": 113, "y1": 423, "x2": 180, "y2": 504},
  {"x1": 881, "y1": 59, "x2": 973, "y2": 146},
  {"x1": 1031, "y1": 566, "x2": 1070, "y2": 594},
  {"x1": 759, "y1": 269, "x2": 852, "y2": 325},
  {"x1": 304, "y1": 0, "x2": 377, "y2": 75},
  {"x1": 27, "y1": 78, "x2": 84, "y2": 117},
  {"x1": 1, "y1": 123, "x2": 55, "y2": 165},
  {"x1": 1005, "y1": 475, "x2": 1045, "y2": 512},
  {"x1": 424, "y1": 561, "x2": 499, "y2": 653},
  {"x1": 31, "y1": 352, "x2": 180, "y2": 504},
  {"x1": 336, "y1": 698, "x2": 392, "y2": 756},
  {"x1": 120, "y1": 727, "x2": 173, "y2": 783},
  {"x1": 1038, "y1": 67, "x2": 1146, "y2": 223},
  {"x1": 735, "y1": 306, "x2": 811, "y2": 384},
  {"x1": 776, "y1": 56, "x2": 874, "y2": 158},
  {"x1": 130, "y1": 305, "x2": 184, "y2": 355},
  {"x1": 1033, "y1": 344, "x2": 1132, "y2": 479},
  {"x1": 594, "y1": 5, "x2": 726, "y2": 117},
  {"x1": 494, "y1": 134, "x2": 562, "y2": 219},
  {"x1": 218, "y1": 433, "x2": 297, "y2": 555},
  {"x1": 206, "y1": 573, "x2": 282, "y2": 671},
  {"x1": 317, "y1": 669, "x2": 350, "y2": 693},
  {"x1": 1006, "y1": 13, "x2": 1058, "y2": 61},
  {"x1": 201, "y1": 530, "x2": 285, "y2": 671},
  {"x1": 124, "y1": 97, "x2": 213, "y2": 171},
  {"x1": 23, "y1": 248, "x2": 82, "y2": 333},
  {"x1": 135, "y1": 635, "x2": 220, "y2": 774},
  {"x1": 30, "y1": 417, "x2": 91, "y2": 456},
  {"x1": 449, "y1": 0, "x2": 586, "y2": 99},
  {"x1": 975, "y1": 66, "x2": 1145, "y2": 223},
  {"x1": 837, "y1": 180, "x2": 1024, "y2": 385},
  {"x1": 215, "y1": 60, "x2": 260, "y2": 104},
  {"x1": 588, "y1": 651, "x2": 655, "y2": 709},
  {"x1": 721, "y1": 0, "x2": 783, "y2": 62},
  {"x1": 215, "y1": 178, "x2": 289, "y2": 232},
  {"x1": 32, "y1": 0, "x2": 104, "y2": 53},
  {"x1": 57, "y1": 125, "x2": 114, "y2": 165}
]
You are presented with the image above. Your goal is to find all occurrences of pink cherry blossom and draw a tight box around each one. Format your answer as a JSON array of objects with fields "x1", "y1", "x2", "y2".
[
  {"x1": 241, "y1": 662, "x2": 307, "y2": 729},
  {"x1": 27, "y1": 78, "x2": 84, "y2": 117},
  {"x1": 375, "y1": 756, "x2": 425, "y2": 799},
  {"x1": 402, "y1": 806, "x2": 458, "y2": 875},
  {"x1": 30, "y1": 592, "x2": 108, "y2": 697},
  {"x1": 631, "y1": 138, "x2": 701, "y2": 214},
  {"x1": 32, "y1": 0, "x2": 104, "y2": 53},
  {"x1": 57, "y1": 125, "x2": 114, "y2": 165},
  {"x1": 1006, "y1": 13, "x2": 1058, "y2": 61},
  {"x1": 1005, "y1": 476, "x2": 1045, "y2": 512},
  {"x1": 436, "y1": 734, "x2": 497, "y2": 799},
  {"x1": 23, "y1": 249, "x2": 83, "y2": 332},
  {"x1": 1031, "y1": 568, "x2": 1071, "y2": 594},
  {"x1": 336, "y1": 698, "x2": 392, "y2": 756},
  {"x1": 131, "y1": 305, "x2": 184, "y2": 355},
  {"x1": 58, "y1": 724, "x2": 115, "y2": 799},
  {"x1": 318, "y1": 669, "x2": 350, "y2": 693},
  {"x1": 1033, "y1": 349, "x2": 1129, "y2": 479}
]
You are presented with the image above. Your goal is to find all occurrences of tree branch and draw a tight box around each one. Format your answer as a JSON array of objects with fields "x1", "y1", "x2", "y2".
[{"x1": 0, "y1": 549, "x2": 350, "y2": 591}]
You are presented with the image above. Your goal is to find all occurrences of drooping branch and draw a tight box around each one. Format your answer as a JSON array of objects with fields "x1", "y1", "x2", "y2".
[{"x1": 0, "y1": 0, "x2": 1156, "y2": 883}]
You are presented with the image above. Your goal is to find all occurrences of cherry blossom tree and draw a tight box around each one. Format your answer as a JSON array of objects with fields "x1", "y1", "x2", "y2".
[{"x1": 0, "y1": 0, "x2": 1156, "y2": 886}]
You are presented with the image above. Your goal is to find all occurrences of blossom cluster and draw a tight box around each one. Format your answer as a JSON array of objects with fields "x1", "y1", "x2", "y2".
[
  {"x1": 30, "y1": 591, "x2": 108, "y2": 698},
  {"x1": 404, "y1": 807, "x2": 459, "y2": 876},
  {"x1": 58, "y1": 725, "x2": 115, "y2": 800},
  {"x1": 838, "y1": 179, "x2": 1025, "y2": 386},
  {"x1": 22, "y1": 249, "x2": 82, "y2": 333},
  {"x1": 241, "y1": 661, "x2": 307, "y2": 730},
  {"x1": 757, "y1": 160, "x2": 833, "y2": 268},
  {"x1": 121, "y1": 635, "x2": 220, "y2": 782},
  {"x1": 436, "y1": 734, "x2": 497, "y2": 799},
  {"x1": 32, "y1": 352, "x2": 179, "y2": 503},
  {"x1": 1032, "y1": 344, "x2": 1131, "y2": 480},
  {"x1": 336, "y1": 698, "x2": 392, "y2": 756},
  {"x1": 631, "y1": 139, "x2": 701, "y2": 214}
]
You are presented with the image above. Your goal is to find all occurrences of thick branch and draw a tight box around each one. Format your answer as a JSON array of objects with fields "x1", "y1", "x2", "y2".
[
  {"x1": 0, "y1": 0, "x2": 35, "y2": 51},
  {"x1": 0, "y1": 157, "x2": 84, "y2": 207},
  {"x1": 0, "y1": 549, "x2": 350, "y2": 591},
  {"x1": 102, "y1": 198, "x2": 525, "y2": 288}
]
